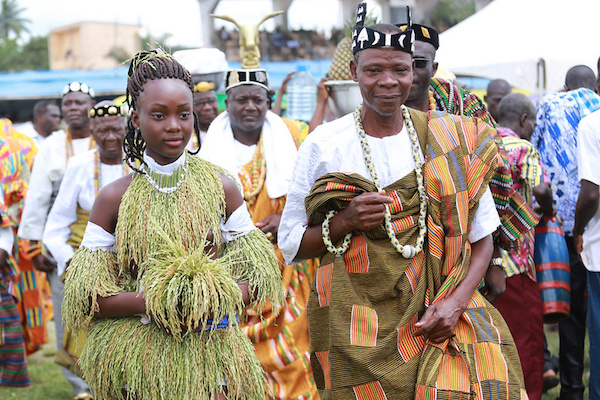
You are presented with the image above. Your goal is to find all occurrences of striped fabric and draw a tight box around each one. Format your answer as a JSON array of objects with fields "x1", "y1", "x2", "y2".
[
  {"x1": 0, "y1": 121, "x2": 35, "y2": 386},
  {"x1": 430, "y1": 78, "x2": 537, "y2": 251},
  {"x1": 238, "y1": 118, "x2": 319, "y2": 400},
  {"x1": 497, "y1": 127, "x2": 547, "y2": 279},
  {"x1": 0, "y1": 288, "x2": 30, "y2": 387},
  {"x1": 304, "y1": 109, "x2": 526, "y2": 399}
]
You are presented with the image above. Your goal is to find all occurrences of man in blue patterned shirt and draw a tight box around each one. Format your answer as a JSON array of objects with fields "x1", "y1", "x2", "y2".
[{"x1": 532, "y1": 64, "x2": 600, "y2": 400}]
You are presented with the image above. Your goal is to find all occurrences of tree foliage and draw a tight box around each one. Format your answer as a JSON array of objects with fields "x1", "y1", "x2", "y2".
[
  {"x1": 0, "y1": 0, "x2": 29, "y2": 40},
  {"x1": 0, "y1": 35, "x2": 48, "y2": 71},
  {"x1": 430, "y1": 1, "x2": 476, "y2": 32}
]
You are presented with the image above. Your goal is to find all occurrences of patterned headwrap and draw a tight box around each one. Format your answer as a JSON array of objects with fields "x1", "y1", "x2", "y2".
[
  {"x1": 398, "y1": 23, "x2": 439, "y2": 50},
  {"x1": 351, "y1": 2, "x2": 414, "y2": 55}
]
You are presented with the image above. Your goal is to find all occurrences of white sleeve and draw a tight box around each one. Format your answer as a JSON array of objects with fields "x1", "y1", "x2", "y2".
[
  {"x1": 42, "y1": 164, "x2": 82, "y2": 276},
  {"x1": 0, "y1": 226, "x2": 13, "y2": 254},
  {"x1": 220, "y1": 203, "x2": 256, "y2": 243},
  {"x1": 80, "y1": 222, "x2": 116, "y2": 251},
  {"x1": 278, "y1": 140, "x2": 324, "y2": 265},
  {"x1": 0, "y1": 193, "x2": 13, "y2": 253},
  {"x1": 578, "y1": 114, "x2": 600, "y2": 185},
  {"x1": 468, "y1": 187, "x2": 500, "y2": 243},
  {"x1": 17, "y1": 144, "x2": 56, "y2": 240}
]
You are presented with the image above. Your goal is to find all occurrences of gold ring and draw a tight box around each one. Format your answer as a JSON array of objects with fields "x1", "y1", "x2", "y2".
[{"x1": 265, "y1": 232, "x2": 274, "y2": 242}]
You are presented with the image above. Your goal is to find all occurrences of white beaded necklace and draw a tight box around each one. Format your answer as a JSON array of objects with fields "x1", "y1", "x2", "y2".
[
  {"x1": 140, "y1": 153, "x2": 188, "y2": 194},
  {"x1": 321, "y1": 104, "x2": 428, "y2": 259}
]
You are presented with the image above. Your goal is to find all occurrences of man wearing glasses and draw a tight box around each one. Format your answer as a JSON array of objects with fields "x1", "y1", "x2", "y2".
[{"x1": 402, "y1": 23, "x2": 496, "y2": 127}]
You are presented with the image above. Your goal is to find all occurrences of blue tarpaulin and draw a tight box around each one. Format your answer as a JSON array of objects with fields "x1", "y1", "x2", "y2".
[{"x1": 0, "y1": 59, "x2": 332, "y2": 100}]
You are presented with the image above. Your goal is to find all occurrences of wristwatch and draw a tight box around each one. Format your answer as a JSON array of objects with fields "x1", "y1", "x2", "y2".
[{"x1": 490, "y1": 257, "x2": 503, "y2": 267}]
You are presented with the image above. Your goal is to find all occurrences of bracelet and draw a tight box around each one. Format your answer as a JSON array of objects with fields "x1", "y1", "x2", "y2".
[
  {"x1": 490, "y1": 257, "x2": 503, "y2": 267},
  {"x1": 322, "y1": 210, "x2": 352, "y2": 257}
]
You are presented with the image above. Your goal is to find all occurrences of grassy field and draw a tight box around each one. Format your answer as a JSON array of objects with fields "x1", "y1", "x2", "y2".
[{"x1": 0, "y1": 322, "x2": 590, "y2": 399}]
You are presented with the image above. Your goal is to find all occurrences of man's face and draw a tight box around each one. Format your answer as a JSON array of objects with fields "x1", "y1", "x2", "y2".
[
  {"x1": 38, "y1": 104, "x2": 60, "y2": 136},
  {"x1": 226, "y1": 85, "x2": 268, "y2": 136},
  {"x1": 350, "y1": 47, "x2": 413, "y2": 118},
  {"x1": 61, "y1": 91, "x2": 93, "y2": 130},
  {"x1": 406, "y1": 41, "x2": 437, "y2": 105},
  {"x1": 193, "y1": 91, "x2": 219, "y2": 129},
  {"x1": 485, "y1": 88, "x2": 511, "y2": 122},
  {"x1": 92, "y1": 116, "x2": 126, "y2": 163},
  {"x1": 521, "y1": 113, "x2": 537, "y2": 141}
]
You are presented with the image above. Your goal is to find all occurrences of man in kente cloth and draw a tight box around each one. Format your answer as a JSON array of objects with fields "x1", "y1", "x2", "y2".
[
  {"x1": 278, "y1": 3, "x2": 527, "y2": 399},
  {"x1": 199, "y1": 11, "x2": 318, "y2": 400}
]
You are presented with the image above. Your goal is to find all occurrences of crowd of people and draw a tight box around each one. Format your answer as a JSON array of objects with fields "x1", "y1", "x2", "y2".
[{"x1": 1, "y1": 2, "x2": 599, "y2": 399}]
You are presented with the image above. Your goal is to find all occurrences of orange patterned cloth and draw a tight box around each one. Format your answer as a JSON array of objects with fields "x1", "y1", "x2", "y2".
[
  {"x1": 238, "y1": 119, "x2": 319, "y2": 399},
  {"x1": 0, "y1": 119, "x2": 49, "y2": 356}
]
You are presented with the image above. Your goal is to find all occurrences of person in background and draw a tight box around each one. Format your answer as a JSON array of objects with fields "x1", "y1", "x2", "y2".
[
  {"x1": 42, "y1": 101, "x2": 128, "y2": 387},
  {"x1": 573, "y1": 106, "x2": 600, "y2": 400},
  {"x1": 173, "y1": 48, "x2": 229, "y2": 151},
  {"x1": 532, "y1": 64, "x2": 600, "y2": 400},
  {"x1": 402, "y1": 23, "x2": 538, "y2": 305},
  {"x1": 491, "y1": 92, "x2": 554, "y2": 400},
  {"x1": 17, "y1": 100, "x2": 61, "y2": 148},
  {"x1": 485, "y1": 79, "x2": 513, "y2": 123},
  {"x1": 17, "y1": 81, "x2": 95, "y2": 400},
  {"x1": 0, "y1": 119, "x2": 36, "y2": 388}
]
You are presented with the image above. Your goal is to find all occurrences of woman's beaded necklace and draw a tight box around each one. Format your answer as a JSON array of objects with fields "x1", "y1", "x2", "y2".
[
  {"x1": 140, "y1": 153, "x2": 188, "y2": 194},
  {"x1": 93, "y1": 149, "x2": 130, "y2": 195},
  {"x1": 321, "y1": 104, "x2": 428, "y2": 259}
]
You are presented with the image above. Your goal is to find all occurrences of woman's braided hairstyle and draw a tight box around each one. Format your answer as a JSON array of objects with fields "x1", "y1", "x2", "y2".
[{"x1": 124, "y1": 49, "x2": 201, "y2": 171}]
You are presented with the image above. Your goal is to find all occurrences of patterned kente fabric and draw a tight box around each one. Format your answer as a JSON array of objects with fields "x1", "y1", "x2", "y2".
[
  {"x1": 0, "y1": 120, "x2": 35, "y2": 387},
  {"x1": 531, "y1": 88, "x2": 600, "y2": 236},
  {"x1": 304, "y1": 110, "x2": 527, "y2": 399},
  {"x1": 430, "y1": 77, "x2": 537, "y2": 250},
  {"x1": 497, "y1": 127, "x2": 547, "y2": 279},
  {"x1": 239, "y1": 118, "x2": 319, "y2": 400}
]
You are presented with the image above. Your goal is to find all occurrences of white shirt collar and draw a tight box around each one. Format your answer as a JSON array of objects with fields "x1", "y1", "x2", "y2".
[{"x1": 142, "y1": 150, "x2": 186, "y2": 175}]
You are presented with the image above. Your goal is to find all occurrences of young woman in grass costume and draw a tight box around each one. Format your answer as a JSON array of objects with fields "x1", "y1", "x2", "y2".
[{"x1": 61, "y1": 49, "x2": 284, "y2": 400}]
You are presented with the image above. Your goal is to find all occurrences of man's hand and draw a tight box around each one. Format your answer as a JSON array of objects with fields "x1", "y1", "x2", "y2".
[
  {"x1": 413, "y1": 297, "x2": 465, "y2": 343},
  {"x1": 481, "y1": 264, "x2": 506, "y2": 303},
  {"x1": 255, "y1": 214, "x2": 282, "y2": 243},
  {"x1": 337, "y1": 191, "x2": 393, "y2": 232},
  {"x1": 32, "y1": 253, "x2": 56, "y2": 273},
  {"x1": 574, "y1": 234, "x2": 584, "y2": 260}
]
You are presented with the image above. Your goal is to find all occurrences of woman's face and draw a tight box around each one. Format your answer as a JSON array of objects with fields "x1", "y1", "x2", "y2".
[{"x1": 131, "y1": 78, "x2": 194, "y2": 165}]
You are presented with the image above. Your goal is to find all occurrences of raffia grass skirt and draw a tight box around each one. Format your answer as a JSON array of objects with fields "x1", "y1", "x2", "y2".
[{"x1": 79, "y1": 317, "x2": 266, "y2": 400}]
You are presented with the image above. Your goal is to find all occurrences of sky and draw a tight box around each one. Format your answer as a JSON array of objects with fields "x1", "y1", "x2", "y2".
[{"x1": 22, "y1": 0, "x2": 383, "y2": 48}]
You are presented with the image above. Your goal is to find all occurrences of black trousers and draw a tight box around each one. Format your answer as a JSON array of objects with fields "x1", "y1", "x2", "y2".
[{"x1": 559, "y1": 236, "x2": 588, "y2": 400}]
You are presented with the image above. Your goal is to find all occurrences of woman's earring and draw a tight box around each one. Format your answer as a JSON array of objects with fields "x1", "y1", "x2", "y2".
[{"x1": 135, "y1": 128, "x2": 141, "y2": 140}]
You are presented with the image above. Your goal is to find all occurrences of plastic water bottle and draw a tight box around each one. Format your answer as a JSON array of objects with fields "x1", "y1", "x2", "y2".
[{"x1": 286, "y1": 66, "x2": 317, "y2": 122}]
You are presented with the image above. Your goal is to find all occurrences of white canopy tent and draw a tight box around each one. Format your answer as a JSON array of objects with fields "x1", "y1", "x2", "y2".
[{"x1": 435, "y1": 0, "x2": 600, "y2": 94}]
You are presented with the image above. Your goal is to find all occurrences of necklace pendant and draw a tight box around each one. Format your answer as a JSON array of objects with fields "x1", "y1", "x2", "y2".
[{"x1": 402, "y1": 245, "x2": 415, "y2": 259}]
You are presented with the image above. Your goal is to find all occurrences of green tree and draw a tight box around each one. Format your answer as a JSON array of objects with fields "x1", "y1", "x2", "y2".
[
  {"x1": 430, "y1": 1, "x2": 476, "y2": 32},
  {"x1": 20, "y1": 35, "x2": 49, "y2": 69},
  {"x1": 0, "y1": 0, "x2": 30, "y2": 40}
]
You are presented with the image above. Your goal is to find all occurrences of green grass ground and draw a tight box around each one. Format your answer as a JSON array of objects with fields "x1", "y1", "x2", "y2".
[
  {"x1": 0, "y1": 321, "x2": 590, "y2": 399},
  {"x1": 543, "y1": 324, "x2": 590, "y2": 400},
  {"x1": 0, "y1": 321, "x2": 72, "y2": 399}
]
